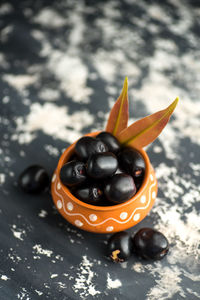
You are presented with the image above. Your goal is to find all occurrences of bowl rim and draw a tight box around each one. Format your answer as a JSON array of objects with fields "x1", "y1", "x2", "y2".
[{"x1": 56, "y1": 131, "x2": 151, "y2": 212}]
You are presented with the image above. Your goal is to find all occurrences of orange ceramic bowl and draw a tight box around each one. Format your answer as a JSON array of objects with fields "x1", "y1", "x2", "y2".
[{"x1": 51, "y1": 132, "x2": 157, "y2": 233}]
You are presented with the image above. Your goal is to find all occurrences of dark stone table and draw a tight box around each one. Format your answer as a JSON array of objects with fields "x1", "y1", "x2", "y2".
[{"x1": 0, "y1": 0, "x2": 200, "y2": 299}]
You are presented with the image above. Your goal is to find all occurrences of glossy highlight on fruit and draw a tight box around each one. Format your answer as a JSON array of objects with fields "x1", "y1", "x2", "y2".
[
  {"x1": 73, "y1": 183, "x2": 103, "y2": 205},
  {"x1": 18, "y1": 165, "x2": 49, "y2": 194},
  {"x1": 132, "y1": 228, "x2": 169, "y2": 260},
  {"x1": 96, "y1": 131, "x2": 121, "y2": 153},
  {"x1": 86, "y1": 152, "x2": 118, "y2": 179},
  {"x1": 60, "y1": 161, "x2": 86, "y2": 186},
  {"x1": 118, "y1": 147, "x2": 145, "y2": 179},
  {"x1": 104, "y1": 173, "x2": 136, "y2": 204},
  {"x1": 107, "y1": 231, "x2": 132, "y2": 262},
  {"x1": 75, "y1": 136, "x2": 107, "y2": 161}
]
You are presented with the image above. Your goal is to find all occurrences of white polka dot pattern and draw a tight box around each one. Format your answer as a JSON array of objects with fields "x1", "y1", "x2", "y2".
[
  {"x1": 89, "y1": 214, "x2": 97, "y2": 222},
  {"x1": 53, "y1": 170, "x2": 157, "y2": 231},
  {"x1": 57, "y1": 200, "x2": 62, "y2": 209},
  {"x1": 75, "y1": 220, "x2": 83, "y2": 227},
  {"x1": 120, "y1": 212, "x2": 128, "y2": 220},
  {"x1": 67, "y1": 202, "x2": 73, "y2": 211},
  {"x1": 133, "y1": 213, "x2": 140, "y2": 221},
  {"x1": 106, "y1": 226, "x2": 114, "y2": 232},
  {"x1": 140, "y1": 195, "x2": 146, "y2": 203}
]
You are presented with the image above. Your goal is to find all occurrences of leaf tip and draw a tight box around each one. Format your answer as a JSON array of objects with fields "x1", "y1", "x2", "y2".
[
  {"x1": 122, "y1": 76, "x2": 128, "y2": 97},
  {"x1": 169, "y1": 97, "x2": 179, "y2": 113}
]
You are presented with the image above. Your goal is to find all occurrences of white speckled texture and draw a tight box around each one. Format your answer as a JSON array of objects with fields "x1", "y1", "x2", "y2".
[{"x1": 0, "y1": 0, "x2": 200, "y2": 299}]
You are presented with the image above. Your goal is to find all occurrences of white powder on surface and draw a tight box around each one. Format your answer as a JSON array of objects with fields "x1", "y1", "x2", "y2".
[
  {"x1": 1, "y1": 275, "x2": 10, "y2": 281},
  {"x1": 33, "y1": 8, "x2": 66, "y2": 28},
  {"x1": 0, "y1": 174, "x2": 5, "y2": 185},
  {"x1": 48, "y1": 53, "x2": 93, "y2": 103},
  {"x1": 132, "y1": 262, "x2": 145, "y2": 273},
  {"x1": 44, "y1": 144, "x2": 59, "y2": 157},
  {"x1": 14, "y1": 102, "x2": 94, "y2": 144},
  {"x1": 8, "y1": 248, "x2": 22, "y2": 263},
  {"x1": 68, "y1": 3, "x2": 85, "y2": 49},
  {"x1": 50, "y1": 274, "x2": 58, "y2": 279},
  {"x1": 39, "y1": 88, "x2": 60, "y2": 101},
  {"x1": 3, "y1": 74, "x2": 37, "y2": 91},
  {"x1": 73, "y1": 256, "x2": 101, "y2": 298},
  {"x1": 0, "y1": 25, "x2": 14, "y2": 43},
  {"x1": 32, "y1": 244, "x2": 53, "y2": 258},
  {"x1": 38, "y1": 210, "x2": 48, "y2": 218},
  {"x1": 35, "y1": 290, "x2": 43, "y2": 296},
  {"x1": 146, "y1": 265, "x2": 183, "y2": 300},
  {"x1": 0, "y1": 3, "x2": 13, "y2": 15},
  {"x1": 106, "y1": 273, "x2": 122, "y2": 289},
  {"x1": 11, "y1": 225, "x2": 25, "y2": 241}
]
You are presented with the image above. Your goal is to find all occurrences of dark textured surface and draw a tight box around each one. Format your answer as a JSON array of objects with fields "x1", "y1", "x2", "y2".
[{"x1": 0, "y1": 0, "x2": 200, "y2": 299}]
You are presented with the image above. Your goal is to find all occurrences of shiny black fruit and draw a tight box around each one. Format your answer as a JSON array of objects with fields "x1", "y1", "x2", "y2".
[
  {"x1": 60, "y1": 161, "x2": 86, "y2": 186},
  {"x1": 132, "y1": 228, "x2": 169, "y2": 260},
  {"x1": 75, "y1": 136, "x2": 107, "y2": 161},
  {"x1": 96, "y1": 131, "x2": 121, "y2": 153},
  {"x1": 87, "y1": 152, "x2": 118, "y2": 179},
  {"x1": 134, "y1": 175, "x2": 144, "y2": 191},
  {"x1": 107, "y1": 231, "x2": 132, "y2": 262},
  {"x1": 104, "y1": 174, "x2": 136, "y2": 204},
  {"x1": 18, "y1": 165, "x2": 49, "y2": 194},
  {"x1": 118, "y1": 147, "x2": 145, "y2": 178},
  {"x1": 73, "y1": 183, "x2": 103, "y2": 205}
]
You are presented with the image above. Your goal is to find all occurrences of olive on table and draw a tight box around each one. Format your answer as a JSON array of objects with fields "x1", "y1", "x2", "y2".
[
  {"x1": 18, "y1": 165, "x2": 49, "y2": 194},
  {"x1": 132, "y1": 228, "x2": 169, "y2": 260},
  {"x1": 107, "y1": 231, "x2": 132, "y2": 262}
]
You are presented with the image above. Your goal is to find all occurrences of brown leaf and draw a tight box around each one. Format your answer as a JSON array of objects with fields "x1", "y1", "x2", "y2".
[
  {"x1": 117, "y1": 97, "x2": 179, "y2": 149},
  {"x1": 106, "y1": 77, "x2": 129, "y2": 136}
]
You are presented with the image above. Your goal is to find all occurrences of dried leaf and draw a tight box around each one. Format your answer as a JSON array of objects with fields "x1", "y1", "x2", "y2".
[
  {"x1": 106, "y1": 77, "x2": 129, "y2": 136},
  {"x1": 117, "y1": 97, "x2": 179, "y2": 149}
]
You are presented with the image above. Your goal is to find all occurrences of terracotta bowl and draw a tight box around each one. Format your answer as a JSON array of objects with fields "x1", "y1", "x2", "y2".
[{"x1": 51, "y1": 132, "x2": 158, "y2": 234}]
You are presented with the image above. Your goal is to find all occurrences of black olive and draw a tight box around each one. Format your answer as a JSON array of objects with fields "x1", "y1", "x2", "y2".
[
  {"x1": 134, "y1": 175, "x2": 144, "y2": 191},
  {"x1": 107, "y1": 231, "x2": 132, "y2": 262},
  {"x1": 132, "y1": 228, "x2": 169, "y2": 260},
  {"x1": 18, "y1": 165, "x2": 49, "y2": 194},
  {"x1": 86, "y1": 152, "x2": 118, "y2": 179},
  {"x1": 118, "y1": 147, "x2": 145, "y2": 179},
  {"x1": 75, "y1": 136, "x2": 108, "y2": 161},
  {"x1": 96, "y1": 131, "x2": 121, "y2": 153},
  {"x1": 104, "y1": 174, "x2": 136, "y2": 204},
  {"x1": 72, "y1": 183, "x2": 103, "y2": 205},
  {"x1": 60, "y1": 160, "x2": 86, "y2": 187}
]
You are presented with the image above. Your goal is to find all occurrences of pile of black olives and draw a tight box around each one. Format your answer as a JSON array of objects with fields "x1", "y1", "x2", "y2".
[
  {"x1": 60, "y1": 132, "x2": 145, "y2": 206},
  {"x1": 107, "y1": 228, "x2": 169, "y2": 263}
]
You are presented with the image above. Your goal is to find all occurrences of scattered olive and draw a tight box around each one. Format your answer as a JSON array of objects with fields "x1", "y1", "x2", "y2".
[
  {"x1": 75, "y1": 136, "x2": 107, "y2": 161},
  {"x1": 73, "y1": 183, "x2": 103, "y2": 205},
  {"x1": 104, "y1": 174, "x2": 136, "y2": 204},
  {"x1": 107, "y1": 231, "x2": 132, "y2": 262},
  {"x1": 96, "y1": 131, "x2": 121, "y2": 153},
  {"x1": 86, "y1": 152, "x2": 118, "y2": 179},
  {"x1": 118, "y1": 147, "x2": 145, "y2": 179},
  {"x1": 60, "y1": 161, "x2": 86, "y2": 186},
  {"x1": 132, "y1": 228, "x2": 169, "y2": 260},
  {"x1": 18, "y1": 165, "x2": 49, "y2": 194}
]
